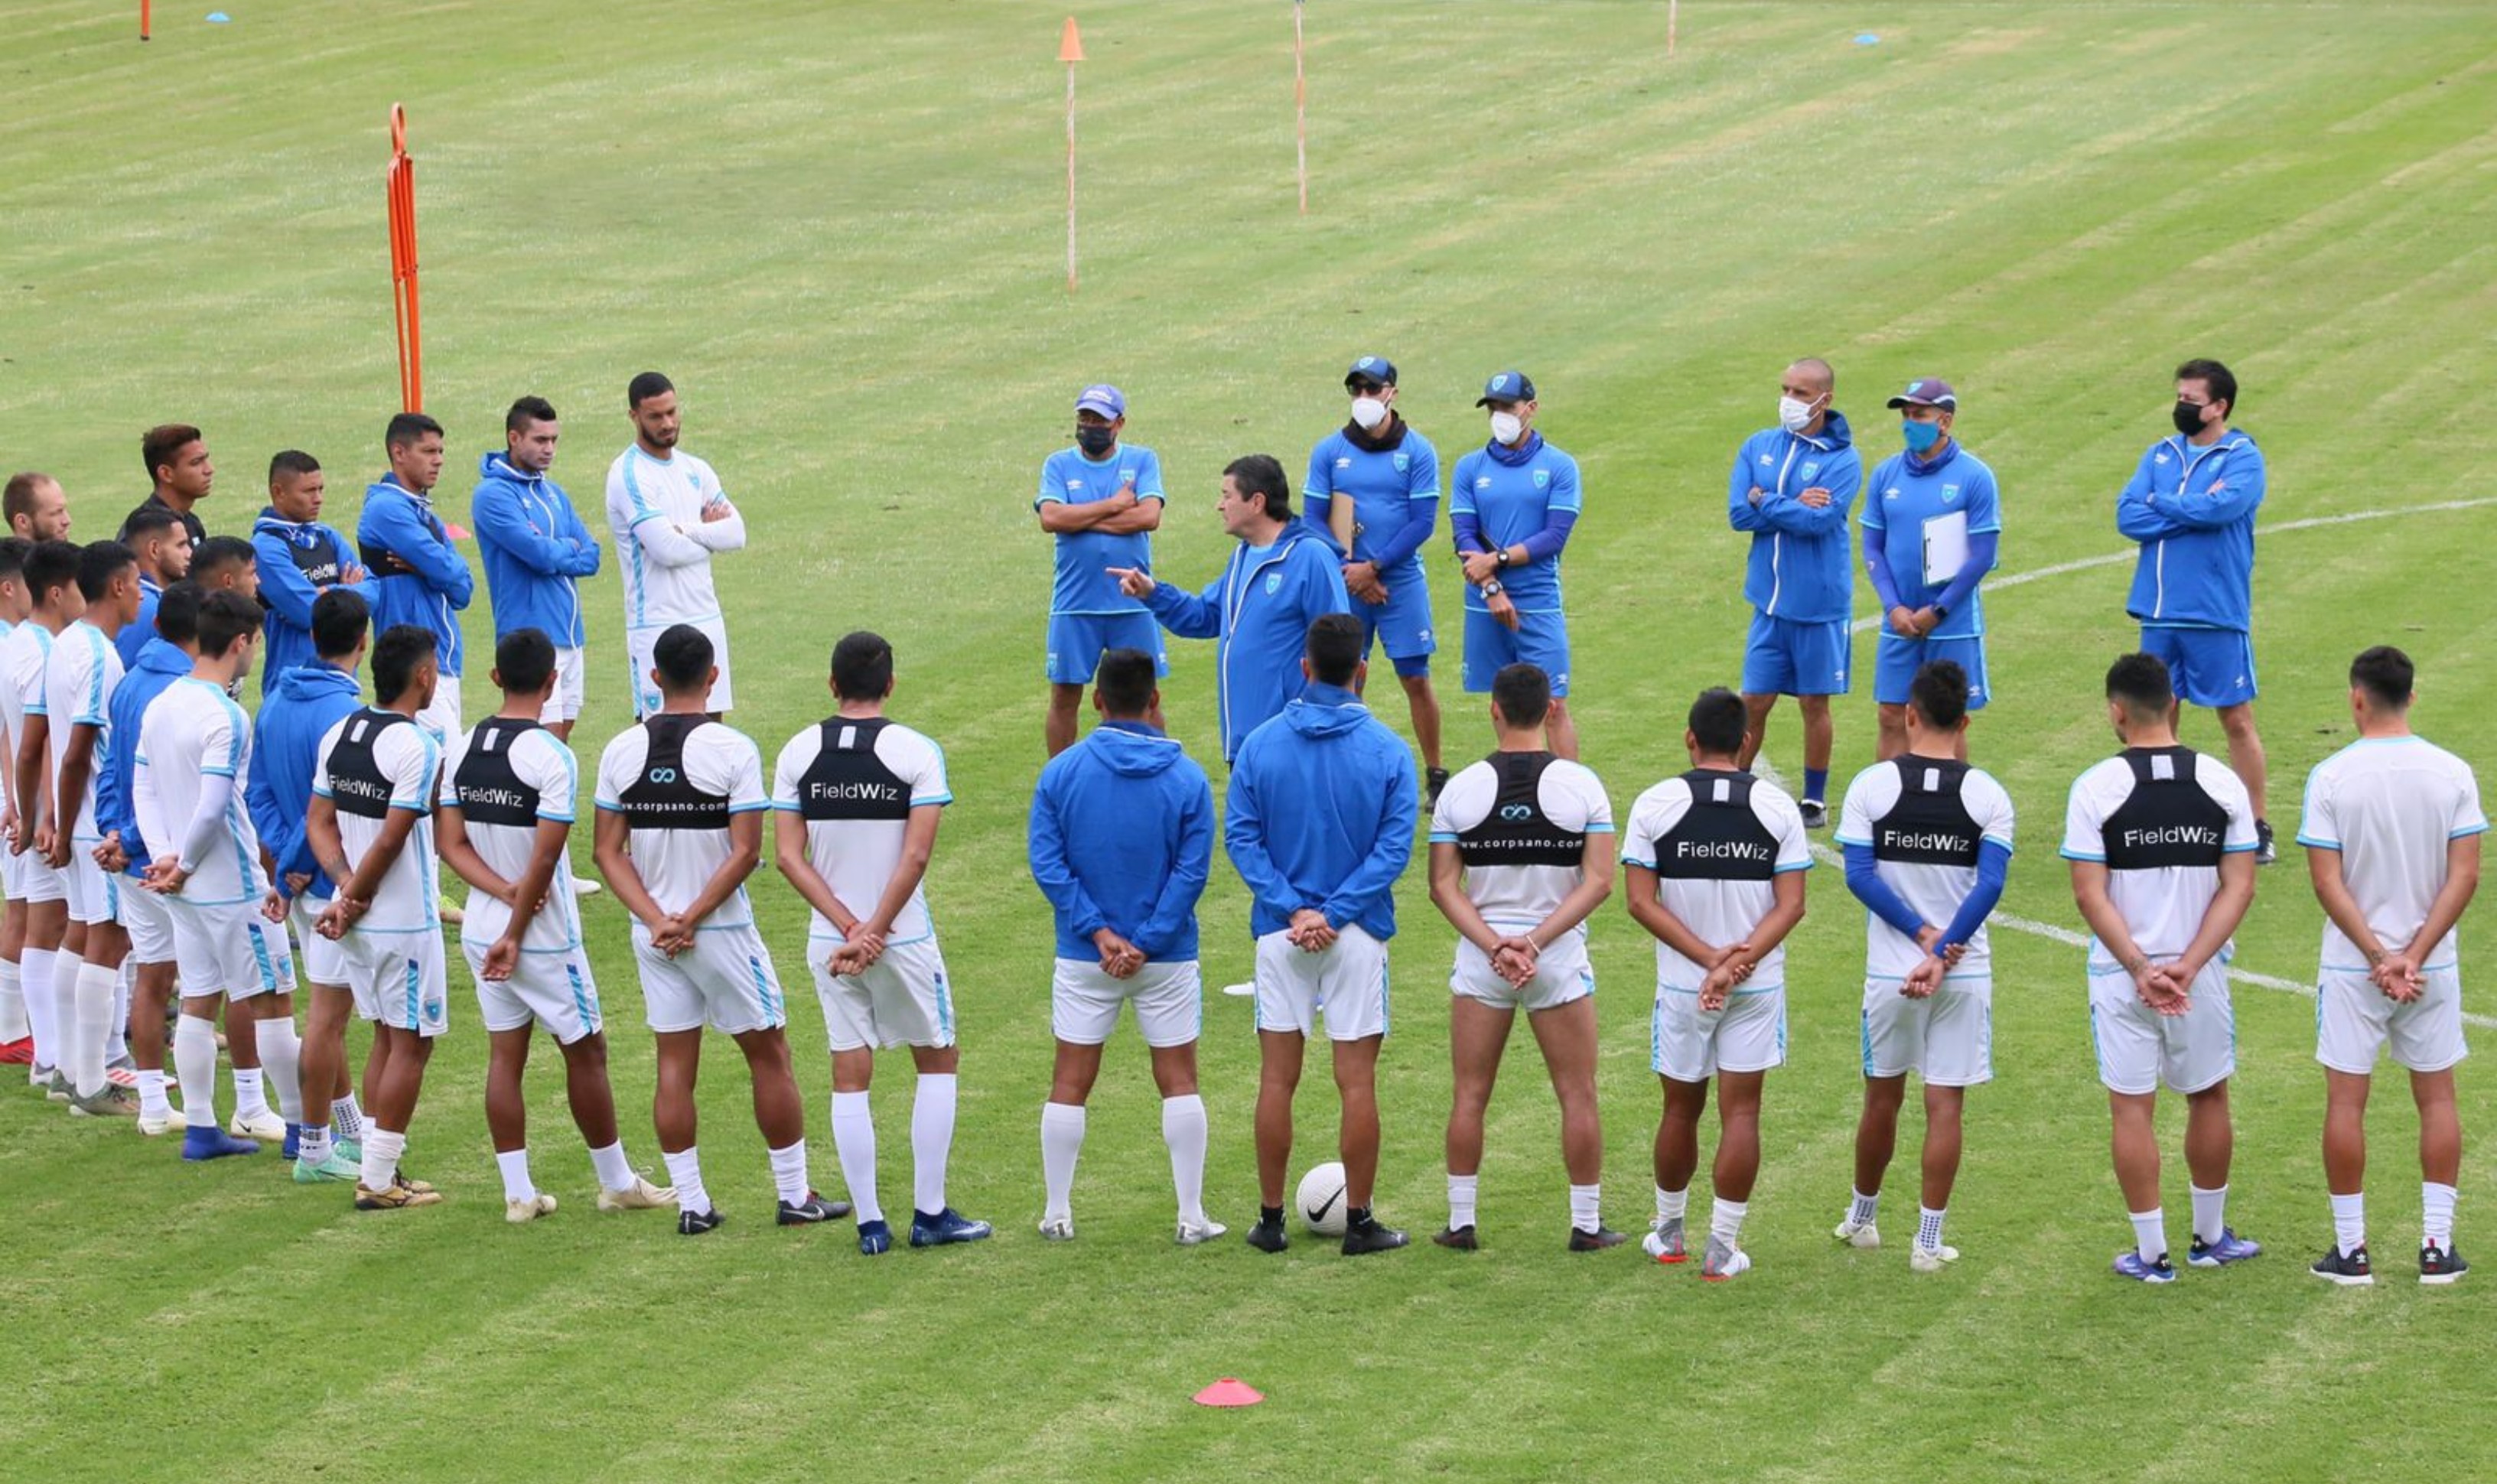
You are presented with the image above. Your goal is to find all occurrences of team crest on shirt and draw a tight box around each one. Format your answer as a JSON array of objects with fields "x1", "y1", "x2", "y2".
[
  {"x1": 1264, "y1": 572, "x2": 1282, "y2": 595},
  {"x1": 1392, "y1": 454, "x2": 1409, "y2": 472},
  {"x1": 1942, "y1": 485, "x2": 1960, "y2": 503},
  {"x1": 1802, "y1": 462, "x2": 1821, "y2": 478},
  {"x1": 1532, "y1": 470, "x2": 1550, "y2": 490}
]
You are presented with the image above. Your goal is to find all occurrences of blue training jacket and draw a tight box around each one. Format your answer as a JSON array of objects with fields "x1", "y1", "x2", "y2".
[
  {"x1": 356, "y1": 475, "x2": 474, "y2": 677},
  {"x1": 1727, "y1": 411, "x2": 1861, "y2": 623},
  {"x1": 95, "y1": 636, "x2": 192, "y2": 874},
  {"x1": 470, "y1": 451, "x2": 601, "y2": 647},
  {"x1": 1028, "y1": 719, "x2": 1214, "y2": 962},
  {"x1": 1223, "y1": 682, "x2": 1417, "y2": 942},
  {"x1": 254, "y1": 508, "x2": 373, "y2": 684},
  {"x1": 247, "y1": 659, "x2": 364, "y2": 901},
  {"x1": 1144, "y1": 528, "x2": 1350, "y2": 763},
  {"x1": 2116, "y1": 429, "x2": 2264, "y2": 631}
]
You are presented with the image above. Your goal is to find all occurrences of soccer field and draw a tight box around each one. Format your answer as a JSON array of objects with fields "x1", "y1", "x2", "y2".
[{"x1": 5, "y1": 0, "x2": 2495, "y2": 1477}]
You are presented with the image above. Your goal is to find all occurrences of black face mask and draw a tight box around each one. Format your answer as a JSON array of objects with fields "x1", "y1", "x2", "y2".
[
  {"x1": 1076, "y1": 425, "x2": 1116, "y2": 457},
  {"x1": 2171, "y1": 400, "x2": 2209, "y2": 437}
]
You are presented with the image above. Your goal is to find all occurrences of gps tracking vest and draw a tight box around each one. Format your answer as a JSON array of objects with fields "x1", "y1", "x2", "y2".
[
  {"x1": 1654, "y1": 770, "x2": 1778, "y2": 880},
  {"x1": 324, "y1": 708, "x2": 415, "y2": 818},
  {"x1": 282, "y1": 528, "x2": 350, "y2": 589},
  {"x1": 2099, "y1": 747, "x2": 2228, "y2": 870},
  {"x1": 451, "y1": 716, "x2": 544, "y2": 827},
  {"x1": 1872, "y1": 757, "x2": 1982, "y2": 866},
  {"x1": 795, "y1": 717, "x2": 911, "y2": 822},
  {"x1": 1454, "y1": 752, "x2": 1583, "y2": 867},
  {"x1": 618, "y1": 713, "x2": 728, "y2": 831}
]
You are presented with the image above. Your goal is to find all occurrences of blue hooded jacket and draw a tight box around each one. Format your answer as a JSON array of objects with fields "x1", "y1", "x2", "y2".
[
  {"x1": 1224, "y1": 683, "x2": 1418, "y2": 941},
  {"x1": 247, "y1": 659, "x2": 363, "y2": 900},
  {"x1": 1028, "y1": 720, "x2": 1214, "y2": 962},
  {"x1": 254, "y1": 506, "x2": 373, "y2": 684},
  {"x1": 1145, "y1": 528, "x2": 1351, "y2": 763},
  {"x1": 1727, "y1": 411, "x2": 1861, "y2": 623},
  {"x1": 2117, "y1": 429, "x2": 2264, "y2": 630},
  {"x1": 356, "y1": 475, "x2": 474, "y2": 677},
  {"x1": 96, "y1": 636, "x2": 193, "y2": 874},
  {"x1": 470, "y1": 451, "x2": 600, "y2": 647}
]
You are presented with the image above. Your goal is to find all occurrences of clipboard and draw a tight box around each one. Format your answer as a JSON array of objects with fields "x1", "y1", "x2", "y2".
[{"x1": 1921, "y1": 509, "x2": 1969, "y2": 587}]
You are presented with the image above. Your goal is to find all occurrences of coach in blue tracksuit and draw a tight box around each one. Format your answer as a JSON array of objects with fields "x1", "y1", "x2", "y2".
[
  {"x1": 356, "y1": 412, "x2": 472, "y2": 740},
  {"x1": 1451, "y1": 371, "x2": 1584, "y2": 760},
  {"x1": 254, "y1": 450, "x2": 370, "y2": 685},
  {"x1": 472, "y1": 398, "x2": 601, "y2": 739},
  {"x1": 1862, "y1": 377, "x2": 2001, "y2": 763},
  {"x1": 1729, "y1": 356, "x2": 1861, "y2": 828},
  {"x1": 1112, "y1": 454, "x2": 1350, "y2": 765},
  {"x1": 2117, "y1": 357, "x2": 2274, "y2": 860}
]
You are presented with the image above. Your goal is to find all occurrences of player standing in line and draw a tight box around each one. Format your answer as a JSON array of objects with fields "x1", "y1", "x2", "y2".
[
  {"x1": 438, "y1": 628, "x2": 672, "y2": 1222},
  {"x1": 1428, "y1": 662, "x2": 1619, "y2": 1252},
  {"x1": 46, "y1": 541, "x2": 142, "y2": 1117},
  {"x1": 0, "y1": 540, "x2": 34, "y2": 1066},
  {"x1": 2118, "y1": 359, "x2": 2275, "y2": 863},
  {"x1": 116, "y1": 506, "x2": 192, "y2": 672},
  {"x1": 1112, "y1": 456, "x2": 1349, "y2": 766},
  {"x1": 249, "y1": 588, "x2": 375, "y2": 1181},
  {"x1": 1730, "y1": 358, "x2": 1860, "y2": 827},
  {"x1": 122, "y1": 424, "x2": 212, "y2": 548},
  {"x1": 358, "y1": 414, "x2": 473, "y2": 744},
  {"x1": 2300, "y1": 646, "x2": 2484, "y2": 1285},
  {"x1": 1861, "y1": 379, "x2": 2002, "y2": 762},
  {"x1": 1450, "y1": 372, "x2": 1584, "y2": 760},
  {"x1": 1229, "y1": 615, "x2": 1418, "y2": 1255},
  {"x1": 8, "y1": 539, "x2": 84, "y2": 1102},
  {"x1": 474, "y1": 399, "x2": 601, "y2": 742},
  {"x1": 1027, "y1": 648, "x2": 1219, "y2": 1245},
  {"x1": 2062, "y1": 653, "x2": 2262, "y2": 1284},
  {"x1": 604, "y1": 373, "x2": 744, "y2": 720},
  {"x1": 252, "y1": 451, "x2": 370, "y2": 686},
  {"x1": 773, "y1": 633, "x2": 988, "y2": 1254},
  {"x1": 138, "y1": 591, "x2": 300, "y2": 1163},
  {"x1": 1, "y1": 480, "x2": 73, "y2": 1080},
  {"x1": 1307, "y1": 356, "x2": 1447, "y2": 803},
  {"x1": 307, "y1": 625, "x2": 448, "y2": 1205},
  {"x1": 595, "y1": 624, "x2": 835, "y2": 1235},
  {"x1": 1036, "y1": 383, "x2": 1165, "y2": 758},
  {"x1": 1622, "y1": 687, "x2": 1812, "y2": 1281},
  {"x1": 1831, "y1": 662, "x2": 2015, "y2": 1271}
]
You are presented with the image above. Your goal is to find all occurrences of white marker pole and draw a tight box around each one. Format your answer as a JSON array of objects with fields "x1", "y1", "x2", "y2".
[
  {"x1": 1668, "y1": 0, "x2": 1678, "y2": 60},
  {"x1": 1294, "y1": 0, "x2": 1310, "y2": 213}
]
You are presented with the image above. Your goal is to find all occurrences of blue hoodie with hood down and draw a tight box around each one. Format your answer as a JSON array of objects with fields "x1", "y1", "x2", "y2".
[
  {"x1": 2117, "y1": 429, "x2": 2264, "y2": 631},
  {"x1": 1028, "y1": 720, "x2": 1214, "y2": 962},
  {"x1": 1144, "y1": 529, "x2": 1350, "y2": 763},
  {"x1": 1727, "y1": 410, "x2": 1861, "y2": 623},
  {"x1": 470, "y1": 451, "x2": 600, "y2": 647},
  {"x1": 356, "y1": 474, "x2": 474, "y2": 677},
  {"x1": 1224, "y1": 683, "x2": 1418, "y2": 942},
  {"x1": 247, "y1": 659, "x2": 364, "y2": 901},
  {"x1": 95, "y1": 636, "x2": 193, "y2": 874},
  {"x1": 254, "y1": 506, "x2": 372, "y2": 683}
]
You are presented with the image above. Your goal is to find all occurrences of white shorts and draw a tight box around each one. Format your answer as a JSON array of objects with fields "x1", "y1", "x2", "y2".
[
  {"x1": 1652, "y1": 985, "x2": 1788, "y2": 1082},
  {"x1": 1253, "y1": 924, "x2": 1390, "y2": 1042},
  {"x1": 2317, "y1": 966, "x2": 2467, "y2": 1076},
  {"x1": 1861, "y1": 975, "x2": 1993, "y2": 1087},
  {"x1": 810, "y1": 935, "x2": 955, "y2": 1052},
  {"x1": 343, "y1": 927, "x2": 448, "y2": 1037},
  {"x1": 636, "y1": 921, "x2": 784, "y2": 1036},
  {"x1": 2090, "y1": 962, "x2": 2235, "y2": 1095},
  {"x1": 1052, "y1": 956, "x2": 1200, "y2": 1048},
  {"x1": 1449, "y1": 930, "x2": 1593, "y2": 1014},
  {"x1": 461, "y1": 935, "x2": 603, "y2": 1043},
  {"x1": 64, "y1": 842, "x2": 123, "y2": 927},
  {"x1": 167, "y1": 897, "x2": 295, "y2": 1003},
  {"x1": 120, "y1": 880, "x2": 177, "y2": 966},
  {"x1": 626, "y1": 617, "x2": 732, "y2": 718},
  {"x1": 541, "y1": 646, "x2": 586, "y2": 725},
  {"x1": 289, "y1": 894, "x2": 350, "y2": 988},
  {"x1": 415, "y1": 672, "x2": 463, "y2": 745},
  {"x1": 11, "y1": 848, "x2": 66, "y2": 905}
]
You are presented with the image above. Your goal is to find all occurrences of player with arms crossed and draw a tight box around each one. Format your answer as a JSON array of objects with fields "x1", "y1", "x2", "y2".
[
  {"x1": 2062, "y1": 653, "x2": 2262, "y2": 1284},
  {"x1": 1622, "y1": 687, "x2": 1812, "y2": 1281},
  {"x1": 605, "y1": 373, "x2": 744, "y2": 719},
  {"x1": 2300, "y1": 646, "x2": 2484, "y2": 1285},
  {"x1": 1036, "y1": 383, "x2": 1165, "y2": 757},
  {"x1": 1832, "y1": 661, "x2": 2014, "y2": 1271}
]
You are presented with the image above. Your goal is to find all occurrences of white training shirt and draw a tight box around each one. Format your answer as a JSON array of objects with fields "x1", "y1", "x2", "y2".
[
  {"x1": 2297, "y1": 735, "x2": 2489, "y2": 971},
  {"x1": 1427, "y1": 751, "x2": 1613, "y2": 931},
  {"x1": 0, "y1": 617, "x2": 14, "y2": 816},
  {"x1": 770, "y1": 715, "x2": 952, "y2": 945},
  {"x1": 1836, "y1": 756, "x2": 2018, "y2": 981},
  {"x1": 594, "y1": 714, "x2": 768, "y2": 928},
  {"x1": 43, "y1": 619, "x2": 121, "y2": 842},
  {"x1": 605, "y1": 445, "x2": 744, "y2": 636},
  {"x1": 1, "y1": 621, "x2": 54, "y2": 829},
  {"x1": 313, "y1": 708, "x2": 443, "y2": 935},
  {"x1": 135, "y1": 677, "x2": 266, "y2": 907},
  {"x1": 1620, "y1": 769, "x2": 1813, "y2": 991},
  {"x1": 2060, "y1": 746, "x2": 2257, "y2": 974},
  {"x1": 439, "y1": 717, "x2": 584, "y2": 955}
]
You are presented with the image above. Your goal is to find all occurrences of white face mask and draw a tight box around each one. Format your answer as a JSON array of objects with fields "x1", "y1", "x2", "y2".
[
  {"x1": 1488, "y1": 411, "x2": 1525, "y2": 444},
  {"x1": 1778, "y1": 394, "x2": 1821, "y2": 433},
  {"x1": 1349, "y1": 396, "x2": 1388, "y2": 431}
]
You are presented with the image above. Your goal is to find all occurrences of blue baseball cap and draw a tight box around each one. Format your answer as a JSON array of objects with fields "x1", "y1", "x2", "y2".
[
  {"x1": 1075, "y1": 383, "x2": 1126, "y2": 419},
  {"x1": 1344, "y1": 356, "x2": 1398, "y2": 389},
  {"x1": 1475, "y1": 370, "x2": 1536, "y2": 406},
  {"x1": 1885, "y1": 377, "x2": 1958, "y2": 410}
]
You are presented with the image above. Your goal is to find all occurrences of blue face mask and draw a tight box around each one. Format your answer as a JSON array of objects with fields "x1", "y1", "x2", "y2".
[{"x1": 1902, "y1": 418, "x2": 1943, "y2": 454}]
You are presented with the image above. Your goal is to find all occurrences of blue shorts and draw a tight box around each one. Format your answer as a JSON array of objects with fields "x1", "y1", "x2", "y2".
[
  {"x1": 1349, "y1": 569, "x2": 1437, "y2": 678},
  {"x1": 1046, "y1": 612, "x2": 1168, "y2": 685},
  {"x1": 2140, "y1": 626, "x2": 2256, "y2": 708},
  {"x1": 1741, "y1": 612, "x2": 1851, "y2": 698},
  {"x1": 1462, "y1": 607, "x2": 1570, "y2": 696},
  {"x1": 1874, "y1": 633, "x2": 1989, "y2": 710}
]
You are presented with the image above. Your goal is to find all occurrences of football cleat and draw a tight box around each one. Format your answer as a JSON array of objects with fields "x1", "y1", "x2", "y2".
[
  {"x1": 229, "y1": 1109, "x2": 287, "y2": 1142},
  {"x1": 1245, "y1": 1219, "x2": 1289, "y2": 1254},
  {"x1": 1176, "y1": 1219, "x2": 1228, "y2": 1246},
  {"x1": 1424, "y1": 768, "x2": 1452, "y2": 812},
  {"x1": 1908, "y1": 1242, "x2": 1960, "y2": 1272},
  {"x1": 1701, "y1": 1237, "x2": 1753, "y2": 1281},
  {"x1": 908, "y1": 1207, "x2": 993, "y2": 1247},
  {"x1": 2112, "y1": 1251, "x2": 2176, "y2": 1284},
  {"x1": 1799, "y1": 800, "x2": 1831, "y2": 831},
  {"x1": 1432, "y1": 1225, "x2": 1480, "y2": 1251},
  {"x1": 676, "y1": 1206, "x2": 725, "y2": 1236},
  {"x1": 1834, "y1": 1216, "x2": 1880, "y2": 1249},
  {"x1": 68, "y1": 1085, "x2": 140, "y2": 1118},
  {"x1": 2188, "y1": 1228, "x2": 2262, "y2": 1267},
  {"x1": 0, "y1": 1036, "x2": 32, "y2": 1065},
  {"x1": 506, "y1": 1193, "x2": 558, "y2": 1225},
  {"x1": 2420, "y1": 1242, "x2": 2468, "y2": 1286},
  {"x1": 776, "y1": 1192, "x2": 853, "y2": 1225},
  {"x1": 857, "y1": 1219, "x2": 894, "y2": 1255},
  {"x1": 137, "y1": 1110, "x2": 184, "y2": 1137},
  {"x1": 180, "y1": 1125, "x2": 260, "y2": 1161},
  {"x1": 42, "y1": 1068, "x2": 72, "y2": 1102},
  {"x1": 2310, "y1": 1244, "x2": 2372, "y2": 1286},
  {"x1": 355, "y1": 1180, "x2": 444, "y2": 1211},
  {"x1": 596, "y1": 1176, "x2": 676, "y2": 1212},
  {"x1": 292, "y1": 1150, "x2": 361, "y2": 1183},
  {"x1": 1644, "y1": 1219, "x2": 1688, "y2": 1264},
  {"x1": 1569, "y1": 1225, "x2": 1628, "y2": 1252},
  {"x1": 2254, "y1": 818, "x2": 2277, "y2": 867},
  {"x1": 1341, "y1": 1218, "x2": 1408, "y2": 1256},
  {"x1": 1037, "y1": 1214, "x2": 1076, "y2": 1242}
]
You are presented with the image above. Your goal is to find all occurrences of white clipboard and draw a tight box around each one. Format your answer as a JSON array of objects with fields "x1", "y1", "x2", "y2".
[{"x1": 1921, "y1": 509, "x2": 1969, "y2": 587}]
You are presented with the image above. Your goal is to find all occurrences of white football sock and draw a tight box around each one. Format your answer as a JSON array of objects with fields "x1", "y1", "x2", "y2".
[
  {"x1": 1917, "y1": 1206, "x2": 1947, "y2": 1251},
  {"x1": 1040, "y1": 1101, "x2": 1085, "y2": 1221},
  {"x1": 362, "y1": 1128, "x2": 406, "y2": 1192},
  {"x1": 1569, "y1": 1183, "x2": 1601, "y2": 1235},
  {"x1": 496, "y1": 1148, "x2": 537, "y2": 1203},
  {"x1": 137, "y1": 1067, "x2": 171, "y2": 1121},
  {"x1": 588, "y1": 1141, "x2": 635, "y2": 1193},
  {"x1": 174, "y1": 1014, "x2": 219, "y2": 1128},
  {"x1": 0, "y1": 957, "x2": 26, "y2": 1043},
  {"x1": 253, "y1": 1017, "x2": 304, "y2": 1124},
  {"x1": 1162, "y1": 1094, "x2": 1207, "y2": 1227},
  {"x1": 50, "y1": 949, "x2": 79, "y2": 1077},
  {"x1": 663, "y1": 1146, "x2": 710, "y2": 1216},
  {"x1": 1447, "y1": 1172, "x2": 1479, "y2": 1231},
  {"x1": 1850, "y1": 1189, "x2": 1881, "y2": 1228},
  {"x1": 71, "y1": 962, "x2": 116, "y2": 1097},
  {"x1": 332, "y1": 1094, "x2": 366, "y2": 1142},
  {"x1": 2424, "y1": 1182, "x2": 2458, "y2": 1246},
  {"x1": 1657, "y1": 1185, "x2": 1688, "y2": 1224},
  {"x1": 2130, "y1": 1208, "x2": 2167, "y2": 1264},
  {"x1": 298, "y1": 1124, "x2": 331, "y2": 1165},
  {"x1": 21, "y1": 947, "x2": 57, "y2": 1067},
  {"x1": 1711, "y1": 1198, "x2": 1750, "y2": 1248},
  {"x1": 2189, "y1": 1183, "x2": 2227, "y2": 1246},
  {"x1": 105, "y1": 959, "x2": 130, "y2": 1064},
  {"x1": 911, "y1": 1072, "x2": 956, "y2": 1216},
  {"x1": 767, "y1": 1139, "x2": 810, "y2": 1206},
  {"x1": 2331, "y1": 1192, "x2": 2366, "y2": 1256},
  {"x1": 232, "y1": 1066, "x2": 269, "y2": 1120},
  {"x1": 832, "y1": 1090, "x2": 881, "y2": 1225}
]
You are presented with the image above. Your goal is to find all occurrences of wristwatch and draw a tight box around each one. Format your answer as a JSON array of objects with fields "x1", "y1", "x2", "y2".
[
  {"x1": 1494, "y1": 548, "x2": 1510, "y2": 568},
  {"x1": 1481, "y1": 579, "x2": 1506, "y2": 598}
]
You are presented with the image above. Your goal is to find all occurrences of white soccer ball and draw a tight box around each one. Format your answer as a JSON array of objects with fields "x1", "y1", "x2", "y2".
[{"x1": 1297, "y1": 1161, "x2": 1349, "y2": 1236}]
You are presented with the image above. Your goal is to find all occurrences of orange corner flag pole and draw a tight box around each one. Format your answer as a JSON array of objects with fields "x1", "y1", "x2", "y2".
[
  {"x1": 1060, "y1": 17, "x2": 1084, "y2": 293},
  {"x1": 1293, "y1": 0, "x2": 1308, "y2": 214},
  {"x1": 386, "y1": 104, "x2": 423, "y2": 412},
  {"x1": 139, "y1": 0, "x2": 150, "y2": 41}
]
